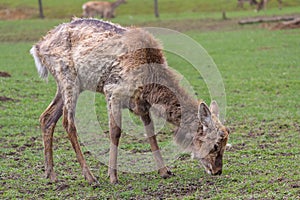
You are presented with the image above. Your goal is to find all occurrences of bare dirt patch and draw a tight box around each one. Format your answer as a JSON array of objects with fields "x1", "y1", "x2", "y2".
[
  {"x1": 0, "y1": 6, "x2": 36, "y2": 20},
  {"x1": 0, "y1": 96, "x2": 15, "y2": 102},
  {"x1": 0, "y1": 71, "x2": 11, "y2": 77}
]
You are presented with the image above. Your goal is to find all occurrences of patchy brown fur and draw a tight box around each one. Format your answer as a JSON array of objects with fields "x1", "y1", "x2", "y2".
[
  {"x1": 119, "y1": 48, "x2": 165, "y2": 71},
  {"x1": 30, "y1": 18, "x2": 230, "y2": 185}
]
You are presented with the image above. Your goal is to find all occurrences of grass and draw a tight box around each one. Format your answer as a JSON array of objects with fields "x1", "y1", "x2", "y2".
[
  {"x1": 1, "y1": 0, "x2": 300, "y2": 199},
  {"x1": 2, "y1": 0, "x2": 299, "y2": 17},
  {"x1": 1, "y1": 0, "x2": 300, "y2": 22}
]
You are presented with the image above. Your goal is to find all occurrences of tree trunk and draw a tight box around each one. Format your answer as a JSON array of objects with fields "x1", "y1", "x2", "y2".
[
  {"x1": 38, "y1": 0, "x2": 44, "y2": 19},
  {"x1": 222, "y1": 11, "x2": 227, "y2": 20},
  {"x1": 154, "y1": 0, "x2": 159, "y2": 18}
]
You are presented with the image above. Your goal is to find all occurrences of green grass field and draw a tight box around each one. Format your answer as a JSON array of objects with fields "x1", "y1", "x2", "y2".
[{"x1": 1, "y1": 0, "x2": 300, "y2": 199}]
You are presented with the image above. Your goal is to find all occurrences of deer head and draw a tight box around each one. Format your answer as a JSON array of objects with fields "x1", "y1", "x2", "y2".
[
  {"x1": 192, "y1": 101, "x2": 230, "y2": 176},
  {"x1": 116, "y1": 0, "x2": 127, "y2": 5}
]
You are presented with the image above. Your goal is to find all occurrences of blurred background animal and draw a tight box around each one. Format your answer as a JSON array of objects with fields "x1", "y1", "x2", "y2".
[
  {"x1": 237, "y1": 0, "x2": 258, "y2": 8},
  {"x1": 256, "y1": 0, "x2": 282, "y2": 11},
  {"x1": 237, "y1": 0, "x2": 282, "y2": 11},
  {"x1": 82, "y1": 0, "x2": 126, "y2": 18}
]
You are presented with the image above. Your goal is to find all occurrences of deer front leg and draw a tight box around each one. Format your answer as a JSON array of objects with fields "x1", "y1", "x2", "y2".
[
  {"x1": 108, "y1": 128, "x2": 121, "y2": 184},
  {"x1": 40, "y1": 89, "x2": 63, "y2": 182},
  {"x1": 140, "y1": 114, "x2": 172, "y2": 178},
  {"x1": 63, "y1": 107, "x2": 97, "y2": 184},
  {"x1": 61, "y1": 82, "x2": 97, "y2": 184},
  {"x1": 107, "y1": 99, "x2": 122, "y2": 184},
  {"x1": 278, "y1": 0, "x2": 282, "y2": 9}
]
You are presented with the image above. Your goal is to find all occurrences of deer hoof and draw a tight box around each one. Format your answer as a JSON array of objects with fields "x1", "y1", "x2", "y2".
[
  {"x1": 108, "y1": 168, "x2": 118, "y2": 184},
  {"x1": 109, "y1": 173, "x2": 118, "y2": 184},
  {"x1": 110, "y1": 177, "x2": 119, "y2": 184},
  {"x1": 159, "y1": 167, "x2": 173, "y2": 179},
  {"x1": 87, "y1": 176, "x2": 98, "y2": 185},
  {"x1": 45, "y1": 170, "x2": 57, "y2": 182},
  {"x1": 83, "y1": 168, "x2": 98, "y2": 184}
]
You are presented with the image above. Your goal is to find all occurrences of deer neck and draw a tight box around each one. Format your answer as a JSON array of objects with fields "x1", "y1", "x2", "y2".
[
  {"x1": 141, "y1": 83, "x2": 200, "y2": 150},
  {"x1": 142, "y1": 84, "x2": 199, "y2": 128},
  {"x1": 112, "y1": 0, "x2": 123, "y2": 8}
]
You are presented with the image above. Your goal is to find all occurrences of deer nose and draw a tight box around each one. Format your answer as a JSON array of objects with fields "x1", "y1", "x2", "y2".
[{"x1": 212, "y1": 169, "x2": 222, "y2": 176}]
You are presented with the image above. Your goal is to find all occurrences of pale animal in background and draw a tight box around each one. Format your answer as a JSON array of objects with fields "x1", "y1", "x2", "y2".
[
  {"x1": 82, "y1": 0, "x2": 126, "y2": 18},
  {"x1": 237, "y1": 0, "x2": 282, "y2": 11},
  {"x1": 237, "y1": 0, "x2": 258, "y2": 8},
  {"x1": 256, "y1": 0, "x2": 282, "y2": 11}
]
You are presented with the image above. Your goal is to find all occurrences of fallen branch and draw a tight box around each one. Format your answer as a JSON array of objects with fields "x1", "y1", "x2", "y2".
[
  {"x1": 238, "y1": 16, "x2": 296, "y2": 25},
  {"x1": 272, "y1": 18, "x2": 300, "y2": 30}
]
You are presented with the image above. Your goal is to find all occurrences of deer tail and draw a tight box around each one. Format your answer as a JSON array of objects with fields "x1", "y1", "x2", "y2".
[{"x1": 30, "y1": 45, "x2": 48, "y2": 80}]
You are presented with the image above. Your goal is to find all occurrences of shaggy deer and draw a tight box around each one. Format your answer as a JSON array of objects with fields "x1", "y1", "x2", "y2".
[
  {"x1": 237, "y1": 0, "x2": 282, "y2": 11},
  {"x1": 256, "y1": 0, "x2": 282, "y2": 11},
  {"x1": 82, "y1": 0, "x2": 126, "y2": 19},
  {"x1": 237, "y1": 0, "x2": 258, "y2": 8},
  {"x1": 30, "y1": 18, "x2": 230, "y2": 184}
]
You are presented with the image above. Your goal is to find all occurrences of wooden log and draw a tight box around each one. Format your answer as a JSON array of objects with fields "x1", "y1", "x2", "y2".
[
  {"x1": 238, "y1": 16, "x2": 296, "y2": 25},
  {"x1": 272, "y1": 18, "x2": 300, "y2": 30}
]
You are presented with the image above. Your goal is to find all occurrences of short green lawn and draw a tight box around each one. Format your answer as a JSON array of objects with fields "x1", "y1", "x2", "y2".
[
  {"x1": 1, "y1": 1, "x2": 300, "y2": 199},
  {"x1": 1, "y1": 0, "x2": 300, "y2": 21}
]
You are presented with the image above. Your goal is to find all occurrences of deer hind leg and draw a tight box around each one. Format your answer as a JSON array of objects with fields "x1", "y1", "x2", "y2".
[
  {"x1": 40, "y1": 88, "x2": 63, "y2": 182},
  {"x1": 278, "y1": 0, "x2": 282, "y2": 9},
  {"x1": 140, "y1": 113, "x2": 172, "y2": 179},
  {"x1": 237, "y1": 0, "x2": 244, "y2": 8},
  {"x1": 256, "y1": 0, "x2": 264, "y2": 11},
  {"x1": 261, "y1": 0, "x2": 268, "y2": 10},
  {"x1": 106, "y1": 94, "x2": 122, "y2": 184}
]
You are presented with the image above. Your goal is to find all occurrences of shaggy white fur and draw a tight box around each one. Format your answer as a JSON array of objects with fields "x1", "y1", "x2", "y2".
[{"x1": 30, "y1": 46, "x2": 48, "y2": 80}]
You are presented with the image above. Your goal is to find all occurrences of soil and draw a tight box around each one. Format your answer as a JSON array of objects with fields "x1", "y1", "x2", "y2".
[
  {"x1": 0, "y1": 71, "x2": 11, "y2": 77},
  {"x1": 0, "y1": 6, "x2": 36, "y2": 20},
  {"x1": 0, "y1": 96, "x2": 15, "y2": 102},
  {"x1": 0, "y1": 72, "x2": 15, "y2": 102}
]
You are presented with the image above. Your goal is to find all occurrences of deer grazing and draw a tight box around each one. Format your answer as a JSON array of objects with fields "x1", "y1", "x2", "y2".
[
  {"x1": 82, "y1": 0, "x2": 126, "y2": 19},
  {"x1": 256, "y1": 0, "x2": 282, "y2": 11},
  {"x1": 238, "y1": 0, "x2": 282, "y2": 11},
  {"x1": 237, "y1": 0, "x2": 258, "y2": 8},
  {"x1": 30, "y1": 18, "x2": 230, "y2": 184}
]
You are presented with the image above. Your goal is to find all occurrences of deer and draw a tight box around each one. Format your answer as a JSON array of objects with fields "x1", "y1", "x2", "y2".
[
  {"x1": 82, "y1": 0, "x2": 126, "y2": 19},
  {"x1": 237, "y1": 0, "x2": 258, "y2": 8},
  {"x1": 256, "y1": 0, "x2": 282, "y2": 11},
  {"x1": 30, "y1": 18, "x2": 230, "y2": 184},
  {"x1": 237, "y1": 0, "x2": 282, "y2": 11}
]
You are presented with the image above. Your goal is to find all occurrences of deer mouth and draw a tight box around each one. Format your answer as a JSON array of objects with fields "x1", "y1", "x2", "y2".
[
  {"x1": 212, "y1": 170, "x2": 222, "y2": 176},
  {"x1": 204, "y1": 167, "x2": 222, "y2": 176},
  {"x1": 200, "y1": 161, "x2": 212, "y2": 174},
  {"x1": 200, "y1": 160, "x2": 222, "y2": 176}
]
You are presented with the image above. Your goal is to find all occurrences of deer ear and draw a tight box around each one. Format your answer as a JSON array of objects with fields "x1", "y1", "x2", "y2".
[
  {"x1": 210, "y1": 100, "x2": 219, "y2": 118},
  {"x1": 198, "y1": 102, "x2": 213, "y2": 128}
]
